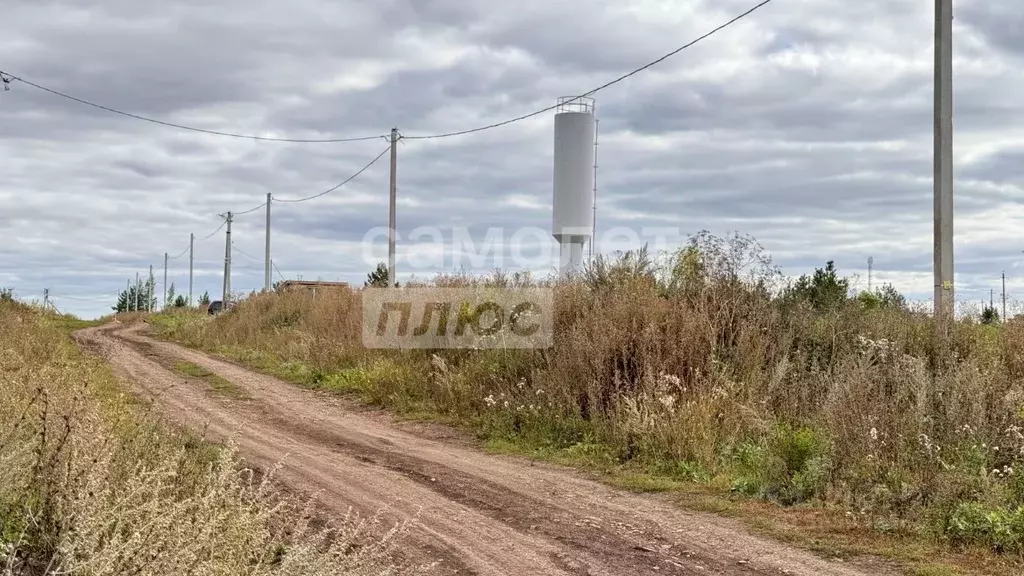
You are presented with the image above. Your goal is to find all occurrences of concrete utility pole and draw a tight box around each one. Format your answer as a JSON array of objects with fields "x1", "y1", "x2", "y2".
[
  {"x1": 222, "y1": 211, "x2": 233, "y2": 305},
  {"x1": 188, "y1": 233, "x2": 194, "y2": 306},
  {"x1": 388, "y1": 127, "x2": 398, "y2": 288},
  {"x1": 868, "y1": 256, "x2": 874, "y2": 292},
  {"x1": 265, "y1": 192, "x2": 272, "y2": 292},
  {"x1": 933, "y1": 0, "x2": 955, "y2": 325},
  {"x1": 163, "y1": 252, "x2": 169, "y2": 308},
  {"x1": 42, "y1": 288, "x2": 49, "y2": 310},
  {"x1": 148, "y1": 264, "x2": 154, "y2": 312},
  {"x1": 135, "y1": 272, "x2": 140, "y2": 312},
  {"x1": 591, "y1": 117, "x2": 599, "y2": 260},
  {"x1": 1002, "y1": 272, "x2": 1007, "y2": 322}
]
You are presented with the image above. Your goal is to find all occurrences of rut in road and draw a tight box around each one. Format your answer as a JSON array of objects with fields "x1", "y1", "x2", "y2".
[{"x1": 75, "y1": 322, "x2": 899, "y2": 576}]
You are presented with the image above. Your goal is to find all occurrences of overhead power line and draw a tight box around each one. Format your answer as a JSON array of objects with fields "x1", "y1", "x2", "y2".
[
  {"x1": 274, "y1": 146, "x2": 390, "y2": 203},
  {"x1": 0, "y1": 70, "x2": 385, "y2": 143},
  {"x1": 403, "y1": 0, "x2": 775, "y2": 140},
  {"x1": 196, "y1": 219, "x2": 227, "y2": 241},
  {"x1": 5, "y1": 0, "x2": 772, "y2": 146},
  {"x1": 167, "y1": 243, "x2": 190, "y2": 260},
  {"x1": 232, "y1": 242, "x2": 263, "y2": 263},
  {"x1": 232, "y1": 201, "x2": 267, "y2": 217}
]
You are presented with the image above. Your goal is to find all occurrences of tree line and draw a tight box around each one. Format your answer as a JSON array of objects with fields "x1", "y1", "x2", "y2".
[{"x1": 111, "y1": 268, "x2": 210, "y2": 312}]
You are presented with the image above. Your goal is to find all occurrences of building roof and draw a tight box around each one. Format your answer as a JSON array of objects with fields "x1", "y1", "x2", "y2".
[{"x1": 276, "y1": 280, "x2": 350, "y2": 289}]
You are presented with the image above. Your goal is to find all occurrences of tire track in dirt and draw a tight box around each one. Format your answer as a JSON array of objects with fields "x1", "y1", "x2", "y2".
[{"x1": 77, "y1": 323, "x2": 899, "y2": 576}]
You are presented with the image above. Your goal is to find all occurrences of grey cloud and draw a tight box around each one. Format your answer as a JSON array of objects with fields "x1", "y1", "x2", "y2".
[{"x1": 4, "y1": 0, "x2": 1024, "y2": 318}]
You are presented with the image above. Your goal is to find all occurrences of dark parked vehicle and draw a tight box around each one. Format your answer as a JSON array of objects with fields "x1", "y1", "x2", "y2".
[{"x1": 207, "y1": 300, "x2": 235, "y2": 315}]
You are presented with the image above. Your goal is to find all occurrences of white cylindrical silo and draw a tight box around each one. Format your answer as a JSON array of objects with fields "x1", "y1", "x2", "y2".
[{"x1": 552, "y1": 96, "x2": 595, "y2": 276}]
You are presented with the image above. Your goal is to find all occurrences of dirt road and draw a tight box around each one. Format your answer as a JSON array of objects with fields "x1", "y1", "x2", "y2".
[{"x1": 75, "y1": 322, "x2": 897, "y2": 576}]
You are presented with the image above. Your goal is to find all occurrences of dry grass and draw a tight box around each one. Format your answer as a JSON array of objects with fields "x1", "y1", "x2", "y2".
[
  {"x1": 0, "y1": 300, "x2": 426, "y2": 575},
  {"x1": 151, "y1": 232, "x2": 1024, "y2": 565}
]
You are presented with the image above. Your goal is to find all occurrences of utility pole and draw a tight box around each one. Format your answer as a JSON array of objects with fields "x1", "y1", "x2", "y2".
[
  {"x1": 163, "y1": 252, "x2": 169, "y2": 309},
  {"x1": 222, "y1": 211, "x2": 233, "y2": 305},
  {"x1": 591, "y1": 117, "x2": 599, "y2": 260},
  {"x1": 188, "y1": 233, "x2": 194, "y2": 306},
  {"x1": 990, "y1": 289, "x2": 995, "y2": 313},
  {"x1": 265, "y1": 192, "x2": 272, "y2": 292},
  {"x1": 135, "y1": 272, "x2": 140, "y2": 312},
  {"x1": 933, "y1": 0, "x2": 955, "y2": 326},
  {"x1": 868, "y1": 256, "x2": 874, "y2": 292},
  {"x1": 148, "y1": 265, "x2": 154, "y2": 312},
  {"x1": 388, "y1": 127, "x2": 398, "y2": 288},
  {"x1": 126, "y1": 278, "x2": 130, "y2": 311},
  {"x1": 1002, "y1": 272, "x2": 1007, "y2": 323},
  {"x1": 42, "y1": 288, "x2": 49, "y2": 310}
]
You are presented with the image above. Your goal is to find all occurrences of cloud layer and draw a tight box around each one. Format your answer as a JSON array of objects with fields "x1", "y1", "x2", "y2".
[{"x1": 3, "y1": 0, "x2": 1024, "y2": 318}]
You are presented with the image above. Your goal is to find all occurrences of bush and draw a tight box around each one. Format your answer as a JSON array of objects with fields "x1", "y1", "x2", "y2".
[
  {"x1": 947, "y1": 502, "x2": 1024, "y2": 554},
  {"x1": 150, "y1": 231, "x2": 1024, "y2": 556}
]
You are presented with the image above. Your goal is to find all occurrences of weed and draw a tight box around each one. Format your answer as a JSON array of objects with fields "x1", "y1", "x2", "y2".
[
  {"x1": 147, "y1": 231, "x2": 1024, "y2": 568},
  {"x1": 0, "y1": 299, "x2": 415, "y2": 575}
]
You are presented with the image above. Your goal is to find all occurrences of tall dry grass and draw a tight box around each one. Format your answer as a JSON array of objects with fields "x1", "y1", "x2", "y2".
[
  {"x1": 153, "y1": 232, "x2": 1024, "y2": 555},
  {"x1": 0, "y1": 300, "x2": 425, "y2": 575}
]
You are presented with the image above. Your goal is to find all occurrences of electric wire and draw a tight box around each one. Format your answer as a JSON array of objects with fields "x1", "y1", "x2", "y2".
[
  {"x1": 1, "y1": 0, "x2": 771, "y2": 145},
  {"x1": 273, "y1": 146, "x2": 390, "y2": 203},
  {"x1": 167, "y1": 244, "x2": 190, "y2": 260},
  {"x1": 273, "y1": 261, "x2": 287, "y2": 282},
  {"x1": 13, "y1": 0, "x2": 775, "y2": 299},
  {"x1": 0, "y1": 70, "x2": 385, "y2": 143},
  {"x1": 402, "y1": 0, "x2": 775, "y2": 140},
  {"x1": 231, "y1": 242, "x2": 263, "y2": 263},
  {"x1": 54, "y1": 293, "x2": 119, "y2": 301},
  {"x1": 231, "y1": 201, "x2": 267, "y2": 216},
  {"x1": 195, "y1": 220, "x2": 227, "y2": 241}
]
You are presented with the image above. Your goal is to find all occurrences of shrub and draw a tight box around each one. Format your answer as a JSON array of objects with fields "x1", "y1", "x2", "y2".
[{"x1": 150, "y1": 230, "x2": 1024, "y2": 555}]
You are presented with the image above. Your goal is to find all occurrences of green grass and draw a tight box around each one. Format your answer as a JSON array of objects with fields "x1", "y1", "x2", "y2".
[
  {"x1": 173, "y1": 360, "x2": 249, "y2": 399},
  {"x1": 915, "y1": 565, "x2": 966, "y2": 576},
  {"x1": 46, "y1": 314, "x2": 104, "y2": 332}
]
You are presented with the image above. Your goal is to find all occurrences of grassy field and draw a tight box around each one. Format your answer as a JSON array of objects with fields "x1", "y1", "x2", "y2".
[
  {"x1": 0, "y1": 300, "x2": 414, "y2": 575},
  {"x1": 149, "y1": 233, "x2": 1024, "y2": 574}
]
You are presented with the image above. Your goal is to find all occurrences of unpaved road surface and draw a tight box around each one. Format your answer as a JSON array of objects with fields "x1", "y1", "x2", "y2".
[{"x1": 76, "y1": 323, "x2": 898, "y2": 576}]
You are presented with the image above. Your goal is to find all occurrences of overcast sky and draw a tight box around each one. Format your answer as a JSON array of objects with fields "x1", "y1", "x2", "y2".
[{"x1": 3, "y1": 0, "x2": 1024, "y2": 319}]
